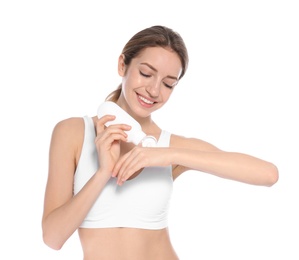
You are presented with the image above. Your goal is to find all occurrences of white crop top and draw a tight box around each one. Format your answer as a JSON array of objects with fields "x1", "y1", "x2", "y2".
[{"x1": 73, "y1": 116, "x2": 173, "y2": 230}]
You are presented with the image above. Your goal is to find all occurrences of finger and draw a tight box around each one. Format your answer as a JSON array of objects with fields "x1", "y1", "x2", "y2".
[
  {"x1": 95, "y1": 129, "x2": 129, "y2": 149},
  {"x1": 117, "y1": 151, "x2": 143, "y2": 185},
  {"x1": 96, "y1": 132, "x2": 127, "y2": 145},
  {"x1": 117, "y1": 159, "x2": 139, "y2": 185},
  {"x1": 112, "y1": 152, "x2": 131, "y2": 177},
  {"x1": 96, "y1": 119, "x2": 132, "y2": 139},
  {"x1": 95, "y1": 115, "x2": 116, "y2": 135}
]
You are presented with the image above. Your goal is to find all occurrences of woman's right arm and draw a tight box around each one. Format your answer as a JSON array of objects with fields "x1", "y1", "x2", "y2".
[{"x1": 42, "y1": 116, "x2": 129, "y2": 250}]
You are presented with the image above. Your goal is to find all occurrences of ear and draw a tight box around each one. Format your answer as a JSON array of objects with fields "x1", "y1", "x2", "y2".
[{"x1": 118, "y1": 54, "x2": 126, "y2": 76}]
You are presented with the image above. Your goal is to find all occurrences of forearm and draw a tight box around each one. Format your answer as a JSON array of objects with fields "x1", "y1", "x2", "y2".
[
  {"x1": 169, "y1": 148, "x2": 278, "y2": 186},
  {"x1": 42, "y1": 169, "x2": 110, "y2": 250}
]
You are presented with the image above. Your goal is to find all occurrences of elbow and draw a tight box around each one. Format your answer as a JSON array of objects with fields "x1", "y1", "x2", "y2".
[
  {"x1": 264, "y1": 163, "x2": 279, "y2": 187},
  {"x1": 42, "y1": 226, "x2": 64, "y2": 250}
]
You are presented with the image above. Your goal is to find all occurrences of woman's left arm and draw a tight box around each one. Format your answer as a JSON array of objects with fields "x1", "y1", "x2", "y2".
[
  {"x1": 170, "y1": 135, "x2": 279, "y2": 186},
  {"x1": 113, "y1": 135, "x2": 278, "y2": 187}
]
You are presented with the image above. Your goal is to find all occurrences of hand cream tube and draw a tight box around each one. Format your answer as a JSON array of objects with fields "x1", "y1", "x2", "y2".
[{"x1": 97, "y1": 101, "x2": 157, "y2": 147}]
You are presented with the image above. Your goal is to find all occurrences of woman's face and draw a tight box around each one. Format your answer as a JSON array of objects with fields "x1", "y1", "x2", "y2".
[{"x1": 117, "y1": 47, "x2": 182, "y2": 120}]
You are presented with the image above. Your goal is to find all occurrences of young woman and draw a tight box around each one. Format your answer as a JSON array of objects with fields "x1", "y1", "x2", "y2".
[{"x1": 42, "y1": 25, "x2": 279, "y2": 259}]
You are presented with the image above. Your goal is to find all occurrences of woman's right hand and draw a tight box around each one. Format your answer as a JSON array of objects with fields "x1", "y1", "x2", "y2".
[{"x1": 95, "y1": 115, "x2": 131, "y2": 176}]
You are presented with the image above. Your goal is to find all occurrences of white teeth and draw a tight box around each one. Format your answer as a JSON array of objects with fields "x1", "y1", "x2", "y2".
[{"x1": 139, "y1": 95, "x2": 154, "y2": 104}]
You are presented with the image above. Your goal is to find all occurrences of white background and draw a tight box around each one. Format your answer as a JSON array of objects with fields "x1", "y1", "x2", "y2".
[{"x1": 1, "y1": 0, "x2": 298, "y2": 259}]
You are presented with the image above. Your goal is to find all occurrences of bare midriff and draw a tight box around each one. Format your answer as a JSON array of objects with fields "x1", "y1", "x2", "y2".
[{"x1": 78, "y1": 227, "x2": 179, "y2": 260}]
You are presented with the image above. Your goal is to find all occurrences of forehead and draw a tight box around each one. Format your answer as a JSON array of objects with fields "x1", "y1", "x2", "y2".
[{"x1": 134, "y1": 47, "x2": 182, "y2": 77}]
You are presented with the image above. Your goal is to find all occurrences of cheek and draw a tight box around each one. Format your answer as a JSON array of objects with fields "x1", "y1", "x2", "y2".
[
  {"x1": 121, "y1": 74, "x2": 133, "y2": 93},
  {"x1": 160, "y1": 88, "x2": 173, "y2": 102},
  {"x1": 122, "y1": 70, "x2": 142, "y2": 89}
]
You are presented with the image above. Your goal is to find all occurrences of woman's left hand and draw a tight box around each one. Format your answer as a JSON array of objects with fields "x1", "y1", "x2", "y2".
[{"x1": 112, "y1": 146, "x2": 171, "y2": 185}]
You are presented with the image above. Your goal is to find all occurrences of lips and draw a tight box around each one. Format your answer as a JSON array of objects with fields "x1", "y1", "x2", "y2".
[
  {"x1": 138, "y1": 94, "x2": 154, "y2": 104},
  {"x1": 137, "y1": 94, "x2": 157, "y2": 107}
]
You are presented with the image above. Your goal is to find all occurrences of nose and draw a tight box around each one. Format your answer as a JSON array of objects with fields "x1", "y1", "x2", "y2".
[{"x1": 145, "y1": 81, "x2": 160, "y2": 98}]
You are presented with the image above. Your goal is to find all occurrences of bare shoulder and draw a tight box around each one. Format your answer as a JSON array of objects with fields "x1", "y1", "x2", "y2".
[
  {"x1": 170, "y1": 134, "x2": 221, "y2": 152},
  {"x1": 50, "y1": 117, "x2": 85, "y2": 164},
  {"x1": 52, "y1": 117, "x2": 84, "y2": 136},
  {"x1": 52, "y1": 117, "x2": 85, "y2": 143}
]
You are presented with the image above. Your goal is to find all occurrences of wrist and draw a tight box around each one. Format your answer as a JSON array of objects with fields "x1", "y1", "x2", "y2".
[{"x1": 95, "y1": 168, "x2": 112, "y2": 183}]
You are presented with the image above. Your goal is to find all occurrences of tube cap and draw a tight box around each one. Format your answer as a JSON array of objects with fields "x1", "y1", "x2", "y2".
[{"x1": 141, "y1": 135, "x2": 157, "y2": 147}]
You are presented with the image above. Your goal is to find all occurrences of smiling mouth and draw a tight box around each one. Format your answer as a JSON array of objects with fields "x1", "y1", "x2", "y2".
[{"x1": 137, "y1": 94, "x2": 156, "y2": 105}]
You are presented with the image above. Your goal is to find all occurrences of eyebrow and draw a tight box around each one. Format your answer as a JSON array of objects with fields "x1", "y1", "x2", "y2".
[{"x1": 140, "y1": 62, "x2": 178, "y2": 81}]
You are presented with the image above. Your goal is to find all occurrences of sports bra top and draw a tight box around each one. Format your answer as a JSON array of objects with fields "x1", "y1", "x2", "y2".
[{"x1": 73, "y1": 116, "x2": 173, "y2": 230}]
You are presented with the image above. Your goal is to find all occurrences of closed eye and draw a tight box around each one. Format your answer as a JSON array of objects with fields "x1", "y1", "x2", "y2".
[
  {"x1": 163, "y1": 83, "x2": 173, "y2": 89},
  {"x1": 140, "y1": 71, "x2": 151, "y2": 78},
  {"x1": 140, "y1": 70, "x2": 175, "y2": 89}
]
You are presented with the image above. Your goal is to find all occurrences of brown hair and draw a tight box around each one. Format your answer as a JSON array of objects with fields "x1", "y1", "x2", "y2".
[{"x1": 106, "y1": 25, "x2": 189, "y2": 102}]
